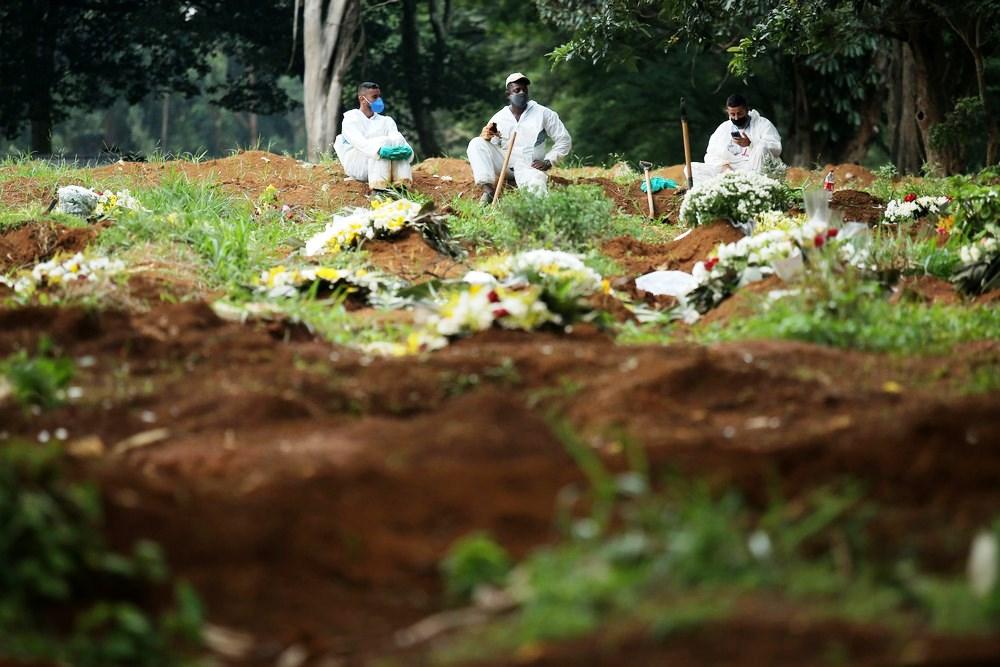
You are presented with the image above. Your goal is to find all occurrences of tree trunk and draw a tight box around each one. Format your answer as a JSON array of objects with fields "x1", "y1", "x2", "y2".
[
  {"x1": 839, "y1": 90, "x2": 882, "y2": 164},
  {"x1": 27, "y1": 0, "x2": 56, "y2": 154},
  {"x1": 400, "y1": 0, "x2": 442, "y2": 156},
  {"x1": 160, "y1": 93, "x2": 170, "y2": 150},
  {"x1": 908, "y1": 31, "x2": 963, "y2": 174},
  {"x1": 302, "y1": 0, "x2": 362, "y2": 162},
  {"x1": 788, "y1": 60, "x2": 813, "y2": 166},
  {"x1": 887, "y1": 41, "x2": 923, "y2": 174}
]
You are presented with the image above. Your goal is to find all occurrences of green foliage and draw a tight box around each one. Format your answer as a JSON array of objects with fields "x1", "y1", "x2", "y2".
[
  {"x1": 0, "y1": 443, "x2": 203, "y2": 665},
  {"x1": 441, "y1": 533, "x2": 512, "y2": 602},
  {"x1": 1, "y1": 338, "x2": 74, "y2": 409},
  {"x1": 698, "y1": 273, "x2": 1000, "y2": 353},
  {"x1": 948, "y1": 186, "x2": 1000, "y2": 237},
  {"x1": 930, "y1": 97, "x2": 986, "y2": 156},
  {"x1": 497, "y1": 185, "x2": 615, "y2": 251}
]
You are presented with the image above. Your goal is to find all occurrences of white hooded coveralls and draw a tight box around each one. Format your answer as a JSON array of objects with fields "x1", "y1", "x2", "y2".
[
  {"x1": 467, "y1": 100, "x2": 572, "y2": 194},
  {"x1": 334, "y1": 109, "x2": 414, "y2": 189},
  {"x1": 687, "y1": 109, "x2": 783, "y2": 184}
]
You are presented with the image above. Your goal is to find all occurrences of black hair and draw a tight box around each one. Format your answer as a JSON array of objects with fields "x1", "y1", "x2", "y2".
[
  {"x1": 358, "y1": 81, "x2": 380, "y2": 96},
  {"x1": 726, "y1": 93, "x2": 748, "y2": 109}
]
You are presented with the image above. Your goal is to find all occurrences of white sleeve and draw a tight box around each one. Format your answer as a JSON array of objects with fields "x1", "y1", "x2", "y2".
[
  {"x1": 543, "y1": 108, "x2": 572, "y2": 165},
  {"x1": 342, "y1": 113, "x2": 384, "y2": 159},
  {"x1": 754, "y1": 117, "x2": 782, "y2": 157},
  {"x1": 704, "y1": 125, "x2": 732, "y2": 167}
]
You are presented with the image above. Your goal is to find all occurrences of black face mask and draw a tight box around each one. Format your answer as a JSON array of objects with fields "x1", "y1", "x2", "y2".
[
  {"x1": 510, "y1": 93, "x2": 528, "y2": 109},
  {"x1": 732, "y1": 114, "x2": 750, "y2": 129}
]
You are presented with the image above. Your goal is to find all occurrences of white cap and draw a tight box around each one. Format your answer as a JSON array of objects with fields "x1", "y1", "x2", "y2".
[{"x1": 504, "y1": 72, "x2": 530, "y2": 87}]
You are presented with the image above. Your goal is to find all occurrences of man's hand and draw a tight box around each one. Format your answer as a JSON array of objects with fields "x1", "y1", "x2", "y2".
[
  {"x1": 480, "y1": 122, "x2": 499, "y2": 141},
  {"x1": 531, "y1": 159, "x2": 552, "y2": 171},
  {"x1": 733, "y1": 133, "x2": 751, "y2": 148}
]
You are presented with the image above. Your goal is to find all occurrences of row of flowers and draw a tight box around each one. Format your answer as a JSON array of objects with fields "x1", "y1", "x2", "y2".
[
  {"x1": 0, "y1": 252, "x2": 125, "y2": 299},
  {"x1": 304, "y1": 198, "x2": 424, "y2": 256},
  {"x1": 679, "y1": 171, "x2": 791, "y2": 227},
  {"x1": 882, "y1": 193, "x2": 950, "y2": 225}
]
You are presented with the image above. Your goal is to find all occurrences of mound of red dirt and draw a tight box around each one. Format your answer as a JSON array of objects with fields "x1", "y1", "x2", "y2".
[
  {"x1": 0, "y1": 220, "x2": 106, "y2": 272},
  {"x1": 695, "y1": 275, "x2": 785, "y2": 327},
  {"x1": 832, "y1": 189, "x2": 885, "y2": 225},
  {"x1": 364, "y1": 228, "x2": 469, "y2": 282},
  {"x1": 890, "y1": 275, "x2": 962, "y2": 305},
  {"x1": 603, "y1": 221, "x2": 744, "y2": 277},
  {"x1": 2, "y1": 302, "x2": 999, "y2": 662}
]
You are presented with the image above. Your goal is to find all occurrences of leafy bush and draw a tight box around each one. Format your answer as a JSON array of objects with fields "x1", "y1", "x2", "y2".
[
  {"x1": 441, "y1": 532, "x2": 512, "y2": 602},
  {"x1": 1, "y1": 338, "x2": 74, "y2": 409},
  {"x1": 679, "y1": 171, "x2": 791, "y2": 226},
  {"x1": 0, "y1": 443, "x2": 203, "y2": 665},
  {"x1": 498, "y1": 185, "x2": 615, "y2": 251}
]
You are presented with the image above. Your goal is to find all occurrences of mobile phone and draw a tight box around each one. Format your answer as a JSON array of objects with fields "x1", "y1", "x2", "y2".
[{"x1": 731, "y1": 130, "x2": 741, "y2": 138}]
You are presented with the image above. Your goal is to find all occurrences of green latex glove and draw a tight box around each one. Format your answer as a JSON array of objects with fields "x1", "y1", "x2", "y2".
[
  {"x1": 378, "y1": 145, "x2": 413, "y2": 160},
  {"x1": 640, "y1": 176, "x2": 678, "y2": 193}
]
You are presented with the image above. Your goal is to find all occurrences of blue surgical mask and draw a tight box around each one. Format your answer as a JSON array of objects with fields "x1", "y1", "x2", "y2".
[{"x1": 368, "y1": 97, "x2": 385, "y2": 114}]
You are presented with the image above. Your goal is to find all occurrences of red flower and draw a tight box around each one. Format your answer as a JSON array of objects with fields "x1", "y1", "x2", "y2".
[
  {"x1": 487, "y1": 290, "x2": 500, "y2": 303},
  {"x1": 826, "y1": 228, "x2": 839, "y2": 239},
  {"x1": 704, "y1": 257, "x2": 719, "y2": 271},
  {"x1": 813, "y1": 234, "x2": 825, "y2": 248},
  {"x1": 904, "y1": 193, "x2": 917, "y2": 203},
  {"x1": 493, "y1": 307, "x2": 510, "y2": 318}
]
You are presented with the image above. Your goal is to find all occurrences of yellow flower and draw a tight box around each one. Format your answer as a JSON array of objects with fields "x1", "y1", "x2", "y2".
[
  {"x1": 315, "y1": 267, "x2": 342, "y2": 282},
  {"x1": 601, "y1": 278, "x2": 611, "y2": 294}
]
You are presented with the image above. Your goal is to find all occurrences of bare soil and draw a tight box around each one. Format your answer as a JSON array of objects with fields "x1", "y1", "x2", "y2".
[
  {"x1": 1, "y1": 156, "x2": 998, "y2": 666},
  {"x1": 831, "y1": 189, "x2": 886, "y2": 226},
  {"x1": 603, "y1": 221, "x2": 744, "y2": 277},
  {"x1": 0, "y1": 220, "x2": 106, "y2": 272}
]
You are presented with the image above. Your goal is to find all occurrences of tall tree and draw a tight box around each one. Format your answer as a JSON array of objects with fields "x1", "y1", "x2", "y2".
[
  {"x1": 0, "y1": 1, "x2": 211, "y2": 154},
  {"x1": 300, "y1": 0, "x2": 362, "y2": 161}
]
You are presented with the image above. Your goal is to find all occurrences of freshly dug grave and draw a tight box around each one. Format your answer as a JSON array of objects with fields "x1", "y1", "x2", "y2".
[
  {"x1": 831, "y1": 189, "x2": 885, "y2": 225},
  {"x1": 364, "y1": 228, "x2": 470, "y2": 282},
  {"x1": 1, "y1": 302, "x2": 998, "y2": 664},
  {"x1": 603, "y1": 221, "x2": 744, "y2": 277},
  {"x1": 0, "y1": 219, "x2": 106, "y2": 272},
  {"x1": 890, "y1": 275, "x2": 963, "y2": 305}
]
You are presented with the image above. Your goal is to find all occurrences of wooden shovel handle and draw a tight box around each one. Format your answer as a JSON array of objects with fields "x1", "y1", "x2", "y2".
[{"x1": 491, "y1": 131, "x2": 518, "y2": 206}]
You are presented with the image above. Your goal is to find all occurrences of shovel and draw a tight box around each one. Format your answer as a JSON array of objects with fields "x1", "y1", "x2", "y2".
[
  {"x1": 639, "y1": 160, "x2": 655, "y2": 218},
  {"x1": 491, "y1": 130, "x2": 518, "y2": 206}
]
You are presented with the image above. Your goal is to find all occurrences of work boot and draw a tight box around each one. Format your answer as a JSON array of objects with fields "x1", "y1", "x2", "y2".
[{"x1": 478, "y1": 186, "x2": 494, "y2": 207}]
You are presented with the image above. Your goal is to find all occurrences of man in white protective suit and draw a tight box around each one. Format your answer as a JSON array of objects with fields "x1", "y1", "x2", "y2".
[
  {"x1": 467, "y1": 73, "x2": 572, "y2": 205},
  {"x1": 333, "y1": 81, "x2": 414, "y2": 191},
  {"x1": 687, "y1": 94, "x2": 784, "y2": 184}
]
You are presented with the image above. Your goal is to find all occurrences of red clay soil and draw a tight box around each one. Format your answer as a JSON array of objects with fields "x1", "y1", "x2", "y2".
[
  {"x1": 364, "y1": 228, "x2": 470, "y2": 282},
  {"x1": 695, "y1": 275, "x2": 785, "y2": 327},
  {"x1": 1, "y1": 302, "x2": 999, "y2": 664},
  {"x1": 831, "y1": 189, "x2": 885, "y2": 226},
  {"x1": 787, "y1": 163, "x2": 876, "y2": 189},
  {"x1": 460, "y1": 600, "x2": 1000, "y2": 667},
  {"x1": 890, "y1": 275, "x2": 963, "y2": 305},
  {"x1": 0, "y1": 220, "x2": 106, "y2": 272},
  {"x1": 603, "y1": 221, "x2": 744, "y2": 277}
]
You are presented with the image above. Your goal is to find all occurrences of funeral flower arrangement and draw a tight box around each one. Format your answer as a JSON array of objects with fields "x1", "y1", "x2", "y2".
[
  {"x1": 952, "y1": 226, "x2": 1000, "y2": 295},
  {"x1": 304, "y1": 198, "x2": 424, "y2": 257},
  {"x1": 364, "y1": 249, "x2": 610, "y2": 356},
  {"x1": 0, "y1": 252, "x2": 125, "y2": 299},
  {"x1": 686, "y1": 220, "x2": 843, "y2": 315},
  {"x1": 93, "y1": 189, "x2": 145, "y2": 218},
  {"x1": 254, "y1": 264, "x2": 398, "y2": 301},
  {"x1": 679, "y1": 171, "x2": 790, "y2": 226},
  {"x1": 882, "y1": 193, "x2": 950, "y2": 224}
]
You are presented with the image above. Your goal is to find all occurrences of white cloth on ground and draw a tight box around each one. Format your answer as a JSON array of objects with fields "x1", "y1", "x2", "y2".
[
  {"x1": 686, "y1": 109, "x2": 783, "y2": 184},
  {"x1": 467, "y1": 100, "x2": 572, "y2": 195},
  {"x1": 334, "y1": 109, "x2": 414, "y2": 189}
]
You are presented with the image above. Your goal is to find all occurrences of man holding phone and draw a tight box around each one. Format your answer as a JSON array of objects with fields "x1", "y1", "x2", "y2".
[
  {"x1": 686, "y1": 94, "x2": 784, "y2": 184},
  {"x1": 467, "y1": 72, "x2": 572, "y2": 205}
]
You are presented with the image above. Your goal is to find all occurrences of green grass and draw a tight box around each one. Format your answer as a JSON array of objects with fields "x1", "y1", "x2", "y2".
[{"x1": 697, "y1": 285, "x2": 1000, "y2": 353}]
